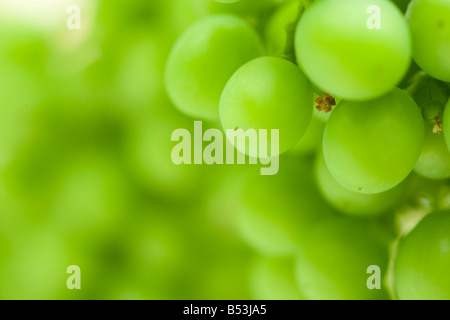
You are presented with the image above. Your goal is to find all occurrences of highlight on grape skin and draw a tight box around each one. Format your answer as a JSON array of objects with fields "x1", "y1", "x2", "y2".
[
  {"x1": 219, "y1": 56, "x2": 313, "y2": 158},
  {"x1": 406, "y1": 0, "x2": 450, "y2": 82},
  {"x1": 164, "y1": 14, "x2": 264, "y2": 121},
  {"x1": 322, "y1": 87, "x2": 425, "y2": 195},
  {"x1": 295, "y1": 0, "x2": 412, "y2": 101}
]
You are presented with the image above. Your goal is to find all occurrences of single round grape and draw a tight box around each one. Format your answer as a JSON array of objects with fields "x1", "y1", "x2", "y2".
[
  {"x1": 165, "y1": 15, "x2": 264, "y2": 121},
  {"x1": 444, "y1": 99, "x2": 450, "y2": 150},
  {"x1": 315, "y1": 152, "x2": 407, "y2": 217},
  {"x1": 323, "y1": 87, "x2": 424, "y2": 194},
  {"x1": 220, "y1": 57, "x2": 313, "y2": 158},
  {"x1": 407, "y1": 0, "x2": 450, "y2": 82},
  {"x1": 394, "y1": 209, "x2": 450, "y2": 300},
  {"x1": 295, "y1": 217, "x2": 391, "y2": 300},
  {"x1": 414, "y1": 122, "x2": 450, "y2": 179},
  {"x1": 295, "y1": 0, "x2": 411, "y2": 101},
  {"x1": 421, "y1": 101, "x2": 444, "y2": 124}
]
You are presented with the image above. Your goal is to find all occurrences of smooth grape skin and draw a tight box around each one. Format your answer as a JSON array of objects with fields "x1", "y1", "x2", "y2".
[
  {"x1": 220, "y1": 57, "x2": 313, "y2": 158},
  {"x1": 444, "y1": 99, "x2": 450, "y2": 150},
  {"x1": 295, "y1": 217, "x2": 391, "y2": 300},
  {"x1": 295, "y1": 0, "x2": 411, "y2": 101},
  {"x1": 407, "y1": 0, "x2": 450, "y2": 82},
  {"x1": 414, "y1": 122, "x2": 450, "y2": 179},
  {"x1": 315, "y1": 152, "x2": 407, "y2": 217},
  {"x1": 394, "y1": 209, "x2": 450, "y2": 300},
  {"x1": 323, "y1": 87, "x2": 424, "y2": 194},
  {"x1": 165, "y1": 15, "x2": 264, "y2": 121}
]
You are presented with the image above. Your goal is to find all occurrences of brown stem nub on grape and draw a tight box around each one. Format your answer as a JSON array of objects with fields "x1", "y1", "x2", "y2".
[
  {"x1": 315, "y1": 94, "x2": 336, "y2": 113},
  {"x1": 422, "y1": 101, "x2": 444, "y2": 134},
  {"x1": 433, "y1": 121, "x2": 443, "y2": 135}
]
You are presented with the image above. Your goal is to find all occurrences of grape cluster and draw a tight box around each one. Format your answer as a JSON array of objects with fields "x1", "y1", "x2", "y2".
[{"x1": 165, "y1": 0, "x2": 450, "y2": 300}]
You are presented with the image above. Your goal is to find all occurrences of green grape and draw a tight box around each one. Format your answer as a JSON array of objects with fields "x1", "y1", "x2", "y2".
[
  {"x1": 264, "y1": 0, "x2": 300, "y2": 55},
  {"x1": 394, "y1": 209, "x2": 450, "y2": 300},
  {"x1": 444, "y1": 99, "x2": 450, "y2": 150},
  {"x1": 421, "y1": 101, "x2": 444, "y2": 124},
  {"x1": 407, "y1": 0, "x2": 450, "y2": 82},
  {"x1": 235, "y1": 156, "x2": 336, "y2": 256},
  {"x1": 413, "y1": 100, "x2": 450, "y2": 178},
  {"x1": 295, "y1": 0, "x2": 411, "y2": 101},
  {"x1": 414, "y1": 100, "x2": 450, "y2": 179},
  {"x1": 220, "y1": 57, "x2": 313, "y2": 158},
  {"x1": 315, "y1": 152, "x2": 407, "y2": 217},
  {"x1": 249, "y1": 256, "x2": 304, "y2": 300},
  {"x1": 414, "y1": 122, "x2": 450, "y2": 179},
  {"x1": 295, "y1": 217, "x2": 391, "y2": 300},
  {"x1": 165, "y1": 15, "x2": 264, "y2": 121},
  {"x1": 323, "y1": 87, "x2": 424, "y2": 194}
]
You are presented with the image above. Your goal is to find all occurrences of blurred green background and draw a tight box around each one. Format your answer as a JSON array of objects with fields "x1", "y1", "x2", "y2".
[
  {"x1": 0, "y1": 0, "x2": 448, "y2": 300},
  {"x1": 0, "y1": 0, "x2": 282, "y2": 300}
]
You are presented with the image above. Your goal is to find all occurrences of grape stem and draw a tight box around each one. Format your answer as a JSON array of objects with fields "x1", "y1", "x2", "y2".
[
  {"x1": 315, "y1": 94, "x2": 336, "y2": 113},
  {"x1": 433, "y1": 120, "x2": 443, "y2": 135},
  {"x1": 314, "y1": 94, "x2": 336, "y2": 113},
  {"x1": 281, "y1": 0, "x2": 314, "y2": 64}
]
